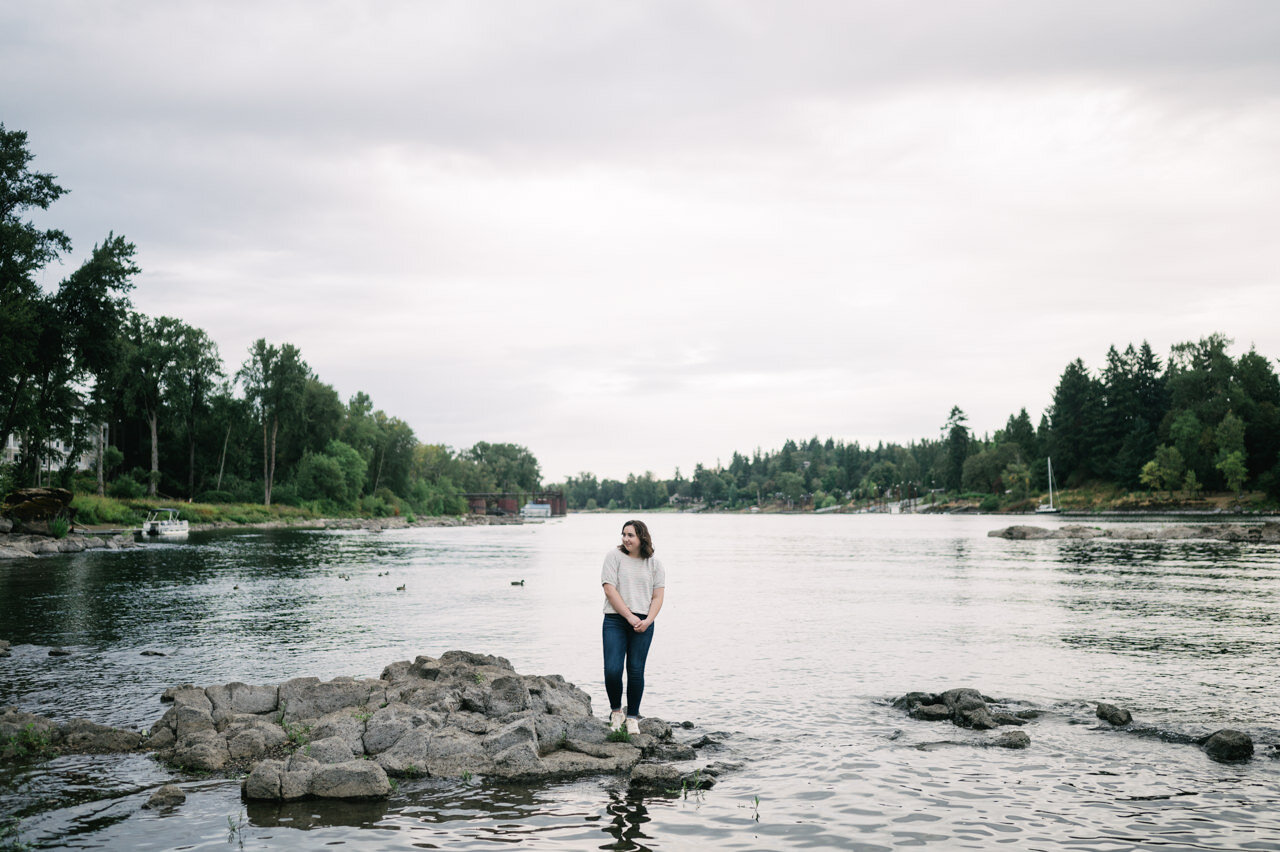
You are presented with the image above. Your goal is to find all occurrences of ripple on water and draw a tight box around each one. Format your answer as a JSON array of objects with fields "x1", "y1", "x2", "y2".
[{"x1": 4, "y1": 516, "x2": 1280, "y2": 850}]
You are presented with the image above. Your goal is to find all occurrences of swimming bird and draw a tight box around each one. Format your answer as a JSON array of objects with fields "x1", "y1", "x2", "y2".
[
  {"x1": 511, "y1": 580, "x2": 524, "y2": 586},
  {"x1": 396, "y1": 584, "x2": 406, "y2": 591}
]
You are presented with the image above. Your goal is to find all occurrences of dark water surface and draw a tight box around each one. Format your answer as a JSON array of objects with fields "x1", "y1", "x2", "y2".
[{"x1": 2, "y1": 514, "x2": 1278, "y2": 850}]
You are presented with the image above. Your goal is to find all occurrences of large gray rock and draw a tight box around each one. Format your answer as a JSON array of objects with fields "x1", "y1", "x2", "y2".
[
  {"x1": 309, "y1": 761, "x2": 391, "y2": 799},
  {"x1": 362, "y1": 703, "x2": 440, "y2": 755},
  {"x1": 1096, "y1": 703, "x2": 1132, "y2": 726},
  {"x1": 143, "y1": 784, "x2": 186, "y2": 809},
  {"x1": 278, "y1": 677, "x2": 383, "y2": 723},
  {"x1": 60, "y1": 718, "x2": 143, "y2": 753},
  {"x1": 629, "y1": 763, "x2": 682, "y2": 790},
  {"x1": 306, "y1": 735, "x2": 354, "y2": 764},
  {"x1": 171, "y1": 729, "x2": 230, "y2": 771},
  {"x1": 311, "y1": 709, "x2": 367, "y2": 756},
  {"x1": 1201, "y1": 729, "x2": 1253, "y2": 762},
  {"x1": 207, "y1": 682, "x2": 278, "y2": 724},
  {"x1": 940, "y1": 689, "x2": 999, "y2": 730}
]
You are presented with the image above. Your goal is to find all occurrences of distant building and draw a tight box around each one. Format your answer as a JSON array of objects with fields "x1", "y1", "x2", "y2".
[{"x1": 2, "y1": 421, "x2": 98, "y2": 473}]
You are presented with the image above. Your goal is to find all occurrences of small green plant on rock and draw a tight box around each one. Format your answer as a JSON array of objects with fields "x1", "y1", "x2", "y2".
[
  {"x1": 2, "y1": 723, "x2": 54, "y2": 760},
  {"x1": 472, "y1": 672, "x2": 485, "y2": 684},
  {"x1": 606, "y1": 728, "x2": 631, "y2": 744},
  {"x1": 48, "y1": 518, "x2": 70, "y2": 539},
  {"x1": 666, "y1": 770, "x2": 707, "y2": 800},
  {"x1": 281, "y1": 718, "x2": 312, "y2": 750}
]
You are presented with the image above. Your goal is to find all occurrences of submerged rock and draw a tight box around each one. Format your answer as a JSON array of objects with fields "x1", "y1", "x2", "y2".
[
  {"x1": 1200, "y1": 729, "x2": 1253, "y2": 763},
  {"x1": 992, "y1": 730, "x2": 1031, "y2": 749},
  {"x1": 143, "y1": 784, "x2": 186, "y2": 809},
  {"x1": 894, "y1": 689, "x2": 1011, "y2": 730},
  {"x1": 989, "y1": 523, "x2": 1280, "y2": 544},
  {"x1": 1096, "y1": 703, "x2": 1132, "y2": 726}
]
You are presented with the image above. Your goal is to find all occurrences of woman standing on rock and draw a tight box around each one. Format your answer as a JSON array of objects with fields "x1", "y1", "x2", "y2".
[{"x1": 601, "y1": 519, "x2": 665, "y2": 736}]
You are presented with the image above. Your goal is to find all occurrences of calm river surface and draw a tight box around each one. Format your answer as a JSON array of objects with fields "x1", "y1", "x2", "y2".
[{"x1": 2, "y1": 513, "x2": 1279, "y2": 850}]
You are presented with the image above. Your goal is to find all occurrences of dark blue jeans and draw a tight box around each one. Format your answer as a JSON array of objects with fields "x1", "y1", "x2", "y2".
[{"x1": 602, "y1": 613, "x2": 654, "y2": 717}]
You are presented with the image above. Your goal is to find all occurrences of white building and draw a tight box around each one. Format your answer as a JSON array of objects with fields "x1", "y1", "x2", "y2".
[{"x1": 2, "y1": 425, "x2": 98, "y2": 473}]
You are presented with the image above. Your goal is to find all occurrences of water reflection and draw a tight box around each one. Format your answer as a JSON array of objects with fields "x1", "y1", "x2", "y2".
[
  {"x1": 3, "y1": 515, "x2": 1280, "y2": 850},
  {"x1": 599, "y1": 789, "x2": 656, "y2": 851},
  {"x1": 247, "y1": 796, "x2": 388, "y2": 829}
]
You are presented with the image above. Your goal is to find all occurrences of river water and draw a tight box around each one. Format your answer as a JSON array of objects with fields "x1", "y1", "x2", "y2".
[{"x1": 2, "y1": 513, "x2": 1278, "y2": 850}]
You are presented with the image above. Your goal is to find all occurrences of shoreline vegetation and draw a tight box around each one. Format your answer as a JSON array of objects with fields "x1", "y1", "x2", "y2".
[{"x1": 5, "y1": 126, "x2": 1280, "y2": 533}]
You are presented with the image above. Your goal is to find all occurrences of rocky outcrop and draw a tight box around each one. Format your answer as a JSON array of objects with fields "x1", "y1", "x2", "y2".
[
  {"x1": 0, "y1": 706, "x2": 144, "y2": 759},
  {"x1": 142, "y1": 650, "x2": 708, "y2": 801},
  {"x1": 1200, "y1": 729, "x2": 1253, "y2": 762},
  {"x1": 1, "y1": 487, "x2": 74, "y2": 524},
  {"x1": 0, "y1": 532, "x2": 139, "y2": 559},
  {"x1": 989, "y1": 523, "x2": 1280, "y2": 543}
]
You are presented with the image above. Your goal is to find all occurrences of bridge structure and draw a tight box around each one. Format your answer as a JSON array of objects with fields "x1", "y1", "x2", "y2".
[{"x1": 461, "y1": 491, "x2": 567, "y2": 517}]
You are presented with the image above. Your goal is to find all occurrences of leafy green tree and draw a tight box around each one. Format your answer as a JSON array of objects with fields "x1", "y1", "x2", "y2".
[
  {"x1": 1140, "y1": 445, "x2": 1185, "y2": 497},
  {"x1": 296, "y1": 439, "x2": 366, "y2": 507},
  {"x1": 163, "y1": 323, "x2": 222, "y2": 498},
  {"x1": 776, "y1": 471, "x2": 805, "y2": 505},
  {"x1": 1168, "y1": 409, "x2": 1207, "y2": 487},
  {"x1": 120, "y1": 314, "x2": 186, "y2": 496},
  {"x1": 238, "y1": 340, "x2": 311, "y2": 505},
  {"x1": 1, "y1": 128, "x2": 138, "y2": 486},
  {"x1": 464, "y1": 441, "x2": 541, "y2": 492},
  {"x1": 1216, "y1": 451, "x2": 1247, "y2": 496},
  {"x1": 0, "y1": 124, "x2": 73, "y2": 456}
]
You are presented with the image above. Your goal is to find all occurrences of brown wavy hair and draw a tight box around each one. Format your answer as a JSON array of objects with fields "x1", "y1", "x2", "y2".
[{"x1": 618, "y1": 519, "x2": 655, "y2": 559}]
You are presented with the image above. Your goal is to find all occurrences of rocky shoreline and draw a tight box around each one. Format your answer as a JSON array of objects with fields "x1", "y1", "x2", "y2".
[
  {"x1": 0, "y1": 513, "x2": 521, "y2": 560},
  {"x1": 0, "y1": 650, "x2": 726, "y2": 802},
  {"x1": 989, "y1": 522, "x2": 1280, "y2": 543}
]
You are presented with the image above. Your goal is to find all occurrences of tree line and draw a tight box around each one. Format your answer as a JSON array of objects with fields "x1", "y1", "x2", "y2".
[
  {"x1": 1, "y1": 124, "x2": 540, "y2": 515},
  {"x1": 550, "y1": 335, "x2": 1280, "y2": 511}
]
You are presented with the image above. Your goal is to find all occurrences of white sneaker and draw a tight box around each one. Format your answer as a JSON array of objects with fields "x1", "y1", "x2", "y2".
[
  {"x1": 609, "y1": 710, "x2": 625, "y2": 731},
  {"x1": 625, "y1": 717, "x2": 641, "y2": 736}
]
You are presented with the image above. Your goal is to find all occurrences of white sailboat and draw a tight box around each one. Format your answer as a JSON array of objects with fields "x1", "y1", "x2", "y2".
[{"x1": 1036, "y1": 458, "x2": 1060, "y2": 514}]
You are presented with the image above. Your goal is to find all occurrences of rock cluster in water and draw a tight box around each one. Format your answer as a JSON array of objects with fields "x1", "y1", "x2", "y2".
[
  {"x1": 988, "y1": 523, "x2": 1280, "y2": 543},
  {"x1": 0, "y1": 706, "x2": 144, "y2": 758},
  {"x1": 893, "y1": 690, "x2": 1258, "y2": 764},
  {"x1": 892, "y1": 689, "x2": 1034, "y2": 750},
  {"x1": 147, "y1": 650, "x2": 711, "y2": 801},
  {"x1": 1, "y1": 651, "x2": 720, "y2": 801}
]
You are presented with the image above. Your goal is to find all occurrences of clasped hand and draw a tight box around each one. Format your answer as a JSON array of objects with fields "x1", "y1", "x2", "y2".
[{"x1": 629, "y1": 616, "x2": 649, "y2": 633}]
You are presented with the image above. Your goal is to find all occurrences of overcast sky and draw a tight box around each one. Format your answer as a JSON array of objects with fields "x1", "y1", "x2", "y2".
[{"x1": 5, "y1": 1, "x2": 1280, "y2": 482}]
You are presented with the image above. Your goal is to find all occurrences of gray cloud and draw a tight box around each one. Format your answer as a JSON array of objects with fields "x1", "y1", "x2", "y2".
[{"x1": 6, "y1": 1, "x2": 1279, "y2": 480}]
